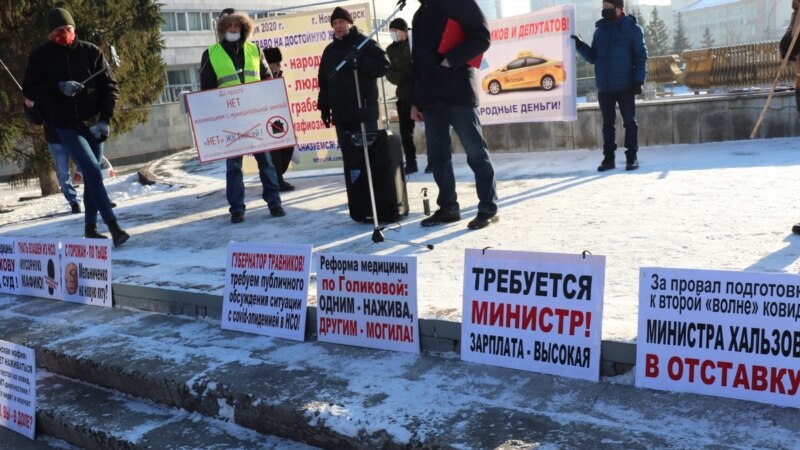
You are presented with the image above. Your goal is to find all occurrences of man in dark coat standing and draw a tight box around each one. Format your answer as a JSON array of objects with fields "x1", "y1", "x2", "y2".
[
  {"x1": 385, "y1": 17, "x2": 419, "y2": 175},
  {"x1": 572, "y1": 0, "x2": 647, "y2": 172},
  {"x1": 317, "y1": 7, "x2": 389, "y2": 145},
  {"x1": 409, "y1": 0, "x2": 499, "y2": 230},
  {"x1": 23, "y1": 7, "x2": 129, "y2": 246},
  {"x1": 200, "y1": 8, "x2": 285, "y2": 223}
]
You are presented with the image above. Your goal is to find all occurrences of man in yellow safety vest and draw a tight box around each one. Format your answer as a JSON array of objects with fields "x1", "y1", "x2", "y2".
[{"x1": 199, "y1": 8, "x2": 285, "y2": 223}]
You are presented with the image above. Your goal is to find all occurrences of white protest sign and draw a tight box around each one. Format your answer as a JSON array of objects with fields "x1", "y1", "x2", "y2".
[
  {"x1": 316, "y1": 254, "x2": 419, "y2": 354},
  {"x1": 221, "y1": 242, "x2": 311, "y2": 341},
  {"x1": 637, "y1": 267, "x2": 800, "y2": 409},
  {"x1": 186, "y1": 79, "x2": 297, "y2": 163},
  {"x1": 16, "y1": 238, "x2": 61, "y2": 301},
  {"x1": 60, "y1": 238, "x2": 112, "y2": 307},
  {"x1": 0, "y1": 340, "x2": 36, "y2": 439},
  {"x1": 461, "y1": 249, "x2": 605, "y2": 381},
  {"x1": 0, "y1": 237, "x2": 18, "y2": 295}
]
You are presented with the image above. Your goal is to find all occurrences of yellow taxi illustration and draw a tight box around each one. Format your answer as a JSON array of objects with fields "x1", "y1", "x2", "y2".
[{"x1": 482, "y1": 51, "x2": 566, "y2": 95}]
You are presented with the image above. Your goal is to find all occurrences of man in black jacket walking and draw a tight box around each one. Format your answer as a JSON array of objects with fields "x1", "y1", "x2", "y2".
[
  {"x1": 23, "y1": 7, "x2": 129, "y2": 246},
  {"x1": 409, "y1": 0, "x2": 498, "y2": 230}
]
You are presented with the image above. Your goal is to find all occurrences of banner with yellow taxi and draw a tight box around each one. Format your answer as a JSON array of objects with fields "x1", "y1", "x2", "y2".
[{"x1": 477, "y1": 5, "x2": 577, "y2": 124}]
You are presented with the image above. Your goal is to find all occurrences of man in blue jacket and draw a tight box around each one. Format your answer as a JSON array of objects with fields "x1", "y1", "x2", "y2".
[
  {"x1": 573, "y1": 0, "x2": 648, "y2": 172},
  {"x1": 409, "y1": 0, "x2": 498, "y2": 230}
]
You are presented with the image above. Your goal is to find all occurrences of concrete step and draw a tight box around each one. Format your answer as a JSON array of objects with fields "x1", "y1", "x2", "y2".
[
  {"x1": 0, "y1": 425, "x2": 78, "y2": 449},
  {"x1": 35, "y1": 370, "x2": 318, "y2": 450}
]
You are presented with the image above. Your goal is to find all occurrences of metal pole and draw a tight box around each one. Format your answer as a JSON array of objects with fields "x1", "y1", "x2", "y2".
[{"x1": 0, "y1": 56, "x2": 23, "y2": 91}]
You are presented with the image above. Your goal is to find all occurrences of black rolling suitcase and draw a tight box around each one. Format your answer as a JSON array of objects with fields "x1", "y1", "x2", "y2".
[{"x1": 340, "y1": 129, "x2": 409, "y2": 223}]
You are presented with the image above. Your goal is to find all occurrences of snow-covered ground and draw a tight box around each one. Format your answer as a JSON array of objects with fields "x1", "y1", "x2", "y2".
[{"x1": 3, "y1": 137, "x2": 800, "y2": 343}]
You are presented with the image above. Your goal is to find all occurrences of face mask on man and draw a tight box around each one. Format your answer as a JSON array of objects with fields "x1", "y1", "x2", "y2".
[
  {"x1": 390, "y1": 31, "x2": 400, "y2": 42},
  {"x1": 601, "y1": 8, "x2": 617, "y2": 20},
  {"x1": 51, "y1": 29, "x2": 76, "y2": 46},
  {"x1": 225, "y1": 32, "x2": 241, "y2": 42}
]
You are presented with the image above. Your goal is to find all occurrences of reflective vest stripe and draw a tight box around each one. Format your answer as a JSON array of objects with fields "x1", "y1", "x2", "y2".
[{"x1": 208, "y1": 42, "x2": 261, "y2": 87}]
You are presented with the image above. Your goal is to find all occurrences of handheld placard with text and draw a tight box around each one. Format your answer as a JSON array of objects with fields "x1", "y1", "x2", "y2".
[{"x1": 187, "y1": 79, "x2": 297, "y2": 163}]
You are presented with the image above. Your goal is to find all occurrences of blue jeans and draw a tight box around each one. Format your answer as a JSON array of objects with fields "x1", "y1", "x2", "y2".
[
  {"x1": 598, "y1": 90, "x2": 638, "y2": 157},
  {"x1": 226, "y1": 152, "x2": 281, "y2": 214},
  {"x1": 423, "y1": 105, "x2": 497, "y2": 215},
  {"x1": 55, "y1": 127, "x2": 115, "y2": 226},
  {"x1": 48, "y1": 142, "x2": 79, "y2": 205}
]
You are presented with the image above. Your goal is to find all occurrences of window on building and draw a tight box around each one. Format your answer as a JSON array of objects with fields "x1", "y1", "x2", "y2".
[
  {"x1": 161, "y1": 12, "x2": 187, "y2": 32},
  {"x1": 188, "y1": 12, "x2": 211, "y2": 31},
  {"x1": 166, "y1": 69, "x2": 191, "y2": 86}
]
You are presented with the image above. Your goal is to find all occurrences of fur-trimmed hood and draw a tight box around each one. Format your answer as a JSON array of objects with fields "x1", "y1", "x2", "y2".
[{"x1": 216, "y1": 12, "x2": 254, "y2": 41}]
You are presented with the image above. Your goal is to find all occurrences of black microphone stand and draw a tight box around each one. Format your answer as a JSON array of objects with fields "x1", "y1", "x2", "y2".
[{"x1": 329, "y1": 0, "x2": 433, "y2": 251}]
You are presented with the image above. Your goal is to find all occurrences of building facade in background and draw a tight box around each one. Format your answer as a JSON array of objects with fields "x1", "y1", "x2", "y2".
[
  {"x1": 476, "y1": 0, "x2": 503, "y2": 19},
  {"x1": 157, "y1": 0, "x2": 793, "y2": 105}
]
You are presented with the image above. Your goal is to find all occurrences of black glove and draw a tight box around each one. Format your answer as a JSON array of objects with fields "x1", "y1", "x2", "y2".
[
  {"x1": 321, "y1": 109, "x2": 331, "y2": 128},
  {"x1": 631, "y1": 83, "x2": 643, "y2": 95},
  {"x1": 570, "y1": 35, "x2": 584, "y2": 46}
]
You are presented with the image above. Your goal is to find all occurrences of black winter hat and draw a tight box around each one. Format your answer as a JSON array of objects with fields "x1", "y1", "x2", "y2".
[
  {"x1": 46, "y1": 7, "x2": 75, "y2": 32},
  {"x1": 389, "y1": 18, "x2": 408, "y2": 31},
  {"x1": 608, "y1": 0, "x2": 624, "y2": 8},
  {"x1": 330, "y1": 7, "x2": 353, "y2": 25},
  {"x1": 220, "y1": 8, "x2": 236, "y2": 16},
  {"x1": 264, "y1": 47, "x2": 282, "y2": 63}
]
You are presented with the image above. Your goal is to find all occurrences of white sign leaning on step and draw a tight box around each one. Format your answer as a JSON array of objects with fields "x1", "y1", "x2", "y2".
[
  {"x1": 0, "y1": 339, "x2": 36, "y2": 439},
  {"x1": 0, "y1": 237, "x2": 18, "y2": 296},
  {"x1": 638, "y1": 267, "x2": 800, "y2": 409},
  {"x1": 60, "y1": 238, "x2": 112, "y2": 307},
  {"x1": 316, "y1": 253, "x2": 419, "y2": 354},
  {"x1": 221, "y1": 242, "x2": 311, "y2": 341},
  {"x1": 462, "y1": 249, "x2": 605, "y2": 381},
  {"x1": 15, "y1": 238, "x2": 61, "y2": 301}
]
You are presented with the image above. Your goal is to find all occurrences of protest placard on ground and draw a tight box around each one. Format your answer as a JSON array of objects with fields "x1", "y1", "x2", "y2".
[
  {"x1": 221, "y1": 242, "x2": 311, "y2": 341},
  {"x1": 638, "y1": 267, "x2": 800, "y2": 408},
  {"x1": 16, "y1": 238, "x2": 61, "y2": 301},
  {"x1": 462, "y1": 249, "x2": 605, "y2": 381},
  {"x1": 0, "y1": 339, "x2": 35, "y2": 439},
  {"x1": 316, "y1": 253, "x2": 419, "y2": 353},
  {"x1": 0, "y1": 237, "x2": 18, "y2": 296},
  {"x1": 60, "y1": 238, "x2": 112, "y2": 307}
]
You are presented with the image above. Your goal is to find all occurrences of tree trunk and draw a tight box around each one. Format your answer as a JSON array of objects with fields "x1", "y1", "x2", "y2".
[
  {"x1": 35, "y1": 143, "x2": 60, "y2": 197},
  {"x1": 37, "y1": 164, "x2": 59, "y2": 197}
]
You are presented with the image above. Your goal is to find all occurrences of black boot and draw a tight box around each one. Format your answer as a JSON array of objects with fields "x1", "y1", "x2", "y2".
[
  {"x1": 625, "y1": 150, "x2": 639, "y2": 171},
  {"x1": 597, "y1": 155, "x2": 615, "y2": 172},
  {"x1": 107, "y1": 220, "x2": 130, "y2": 247},
  {"x1": 85, "y1": 224, "x2": 108, "y2": 240}
]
